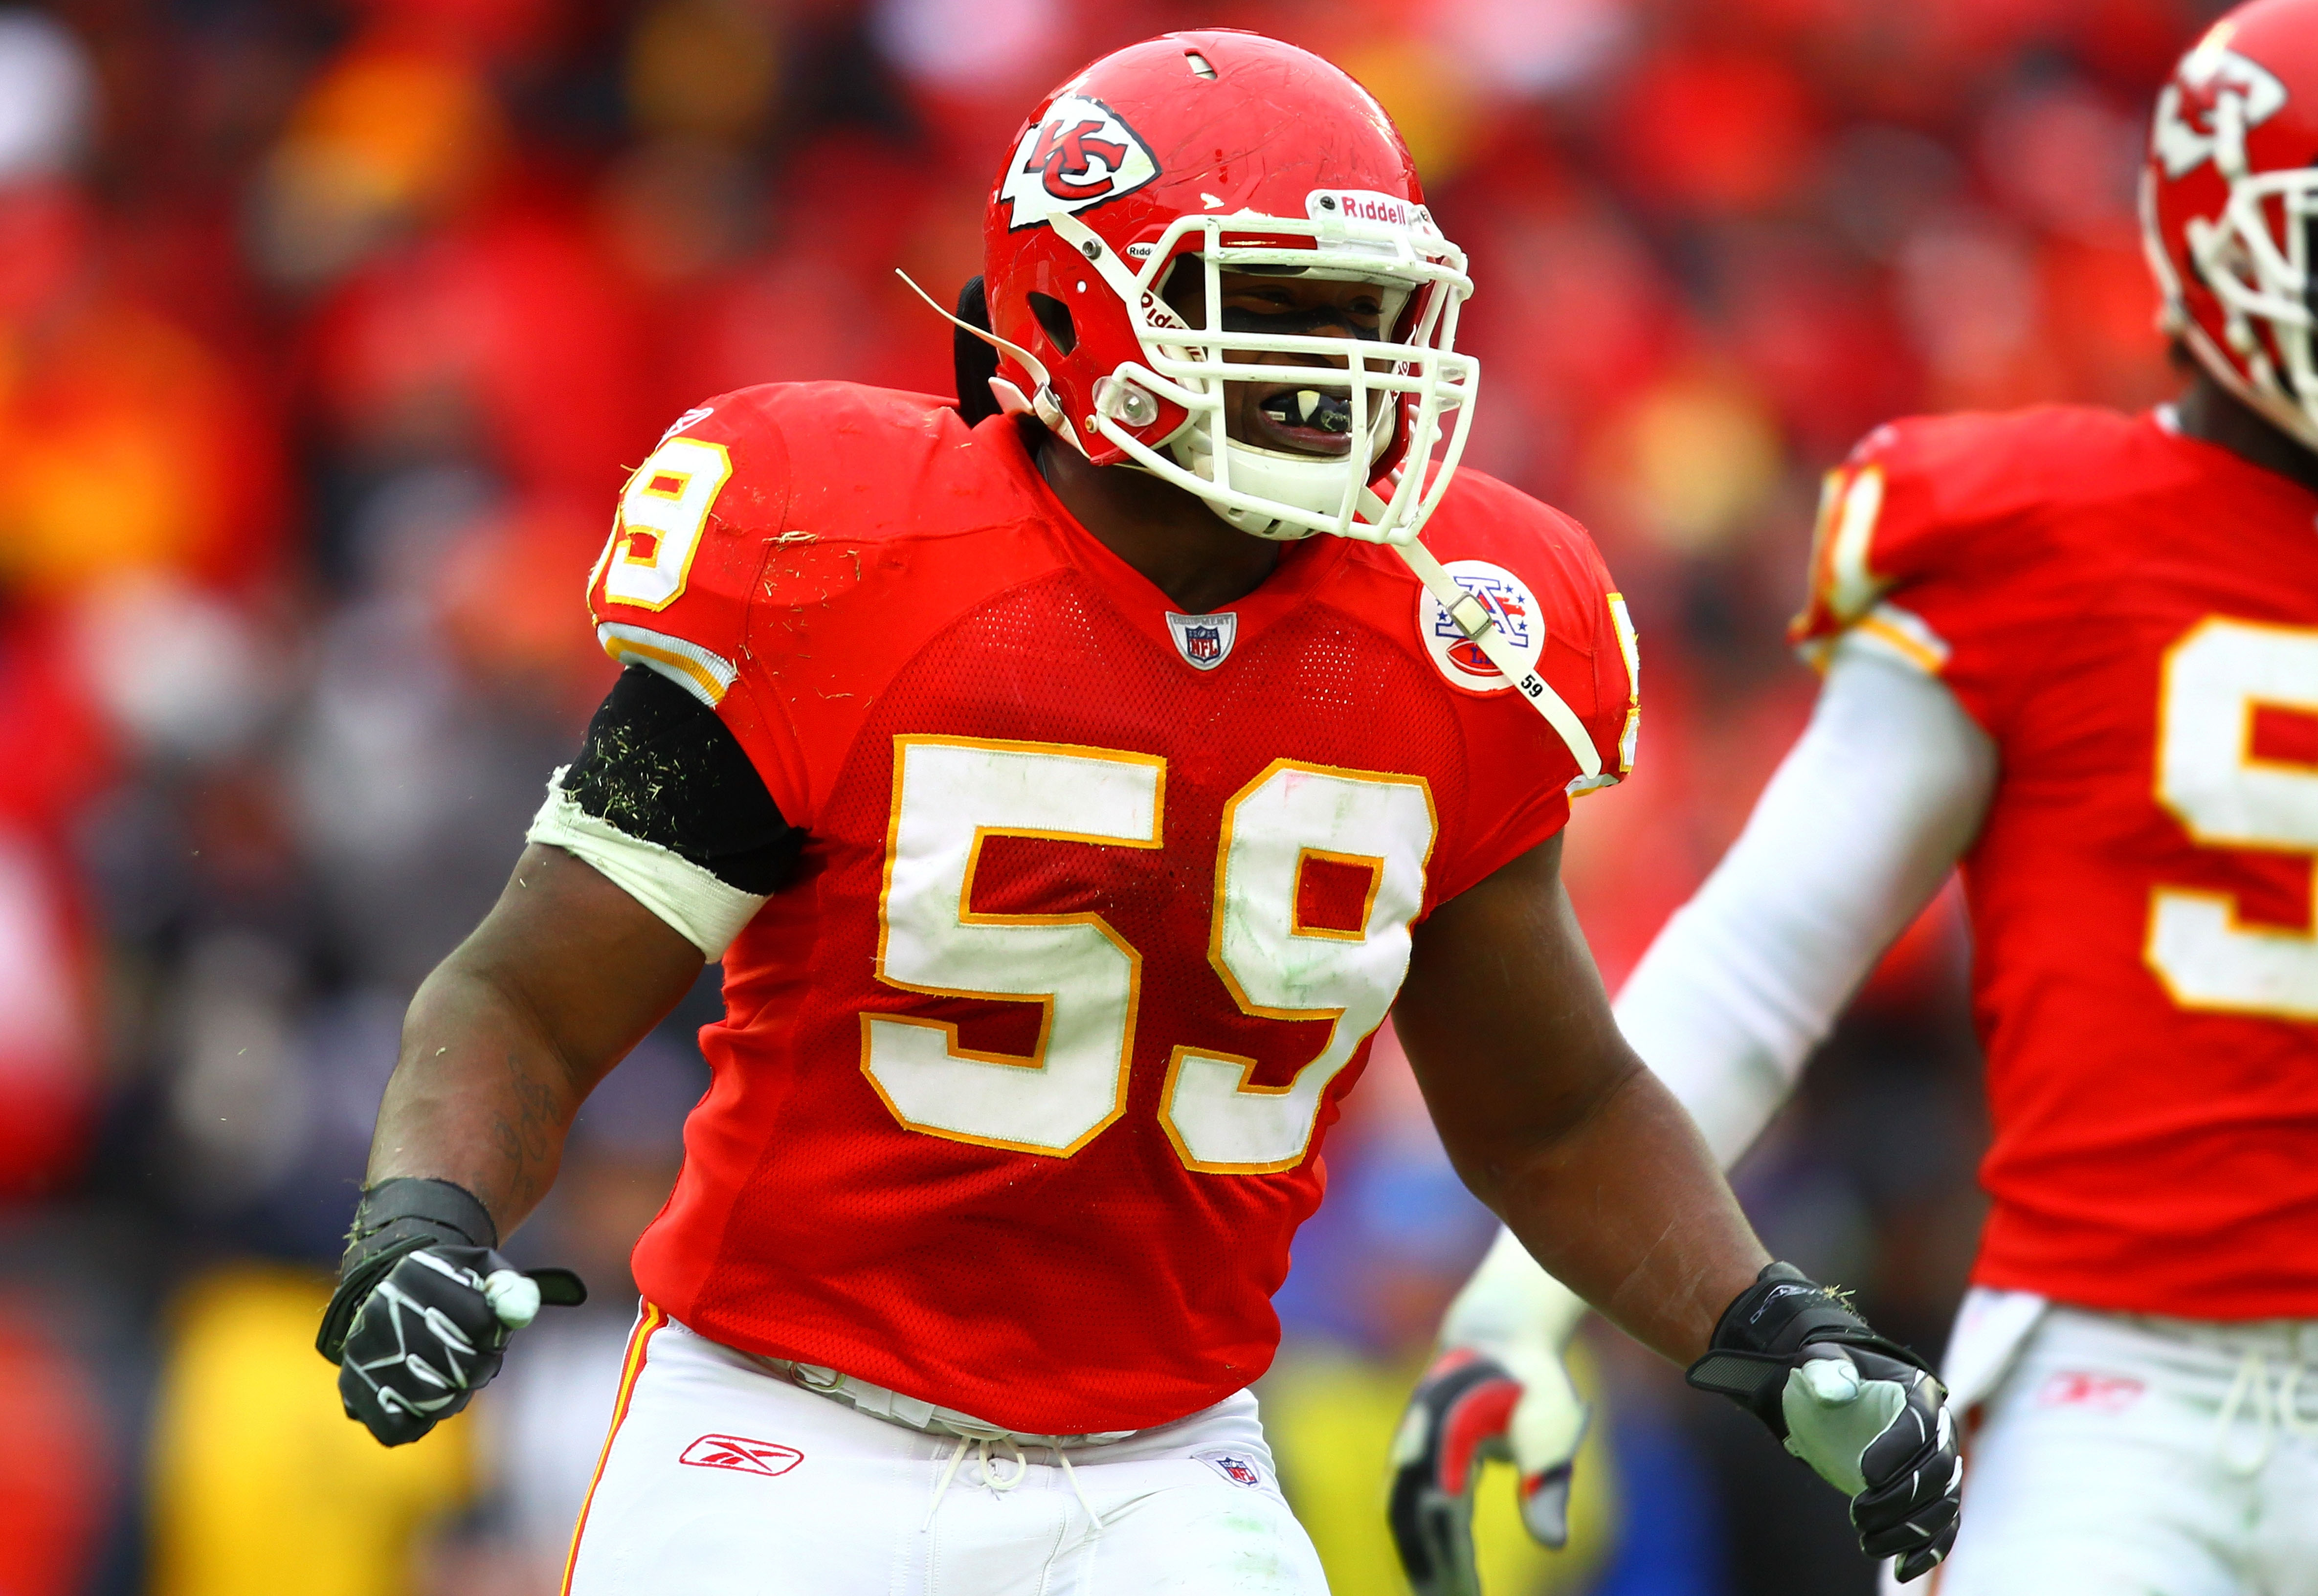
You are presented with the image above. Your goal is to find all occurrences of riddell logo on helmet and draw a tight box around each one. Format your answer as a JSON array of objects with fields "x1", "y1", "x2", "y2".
[
  {"x1": 1307, "y1": 190, "x2": 1438, "y2": 234},
  {"x1": 1001, "y1": 95, "x2": 1160, "y2": 230}
]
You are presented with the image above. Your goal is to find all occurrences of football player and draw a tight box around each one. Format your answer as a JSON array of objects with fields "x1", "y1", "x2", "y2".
[
  {"x1": 1389, "y1": 1, "x2": 2318, "y2": 1591},
  {"x1": 314, "y1": 33, "x2": 1960, "y2": 1594}
]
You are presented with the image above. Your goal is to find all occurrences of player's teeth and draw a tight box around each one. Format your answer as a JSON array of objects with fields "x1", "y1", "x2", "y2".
[{"x1": 1262, "y1": 389, "x2": 1354, "y2": 434}]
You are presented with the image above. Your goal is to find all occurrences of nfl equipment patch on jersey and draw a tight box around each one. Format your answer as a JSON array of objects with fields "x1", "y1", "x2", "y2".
[{"x1": 1165, "y1": 610, "x2": 1238, "y2": 670}]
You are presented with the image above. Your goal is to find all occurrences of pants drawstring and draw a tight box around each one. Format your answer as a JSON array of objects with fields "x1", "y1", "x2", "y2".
[
  {"x1": 922, "y1": 1430, "x2": 1030, "y2": 1531},
  {"x1": 2213, "y1": 1344, "x2": 2318, "y2": 1475},
  {"x1": 922, "y1": 1428, "x2": 1106, "y2": 1536},
  {"x1": 1050, "y1": 1441, "x2": 1105, "y2": 1534},
  {"x1": 2278, "y1": 1359, "x2": 2318, "y2": 1441},
  {"x1": 923, "y1": 1433, "x2": 972, "y2": 1531}
]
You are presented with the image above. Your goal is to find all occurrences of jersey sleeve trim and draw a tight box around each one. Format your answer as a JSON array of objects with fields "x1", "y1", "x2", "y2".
[
  {"x1": 597, "y1": 622, "x2": 739, "y2": 707},
  {"x1": 1844, "y1": 601, "x2": 1951, "y2": 677},
  {"x1": 526, "y1": 769, "x2": 768, "y2": 958},
  {"x1": 1569, "y1": 590, "x2": 1641, "y2": 796},
  {"x1": 1790, "y1": 462, "x2": 1897, "y2": 649}
]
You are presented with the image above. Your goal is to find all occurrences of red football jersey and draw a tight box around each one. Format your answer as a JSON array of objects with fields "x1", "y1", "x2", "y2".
[
  {"x1": 1794, "y1": 406, "x2": 2318, "y2": 1319},
  {"x1": 586, "y1": 382, "x2": 1638, "y2": 1433}
]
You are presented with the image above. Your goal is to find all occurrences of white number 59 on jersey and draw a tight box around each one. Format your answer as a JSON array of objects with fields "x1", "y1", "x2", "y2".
[
  {"x1": 2148, "y1": 618, "x2": 2318, "y2": 1019},
  {"x1": 863, "y1": 737, "x2": 1438, "y2": 1174}
]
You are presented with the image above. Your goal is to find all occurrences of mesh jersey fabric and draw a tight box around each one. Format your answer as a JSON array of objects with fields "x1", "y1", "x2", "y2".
[
  {"x1": 587, "y1": 381, "x2": 1634, "y2": 1434},
  {"x1": 1793, "y1": 405, "x2": 2318, "y2": 1319}
]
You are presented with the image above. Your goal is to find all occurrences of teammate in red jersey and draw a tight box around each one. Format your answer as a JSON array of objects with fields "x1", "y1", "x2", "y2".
[
  {"x1": 1392, "y1": 2, "x2": 2318, "y2": 1591},
  {"x1": 312, "y1": 32, "x2": 1961, "y2": 1594}
]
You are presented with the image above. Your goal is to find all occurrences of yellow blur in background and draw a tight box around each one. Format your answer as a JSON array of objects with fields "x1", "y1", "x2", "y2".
[
  {"x1": 1265, "y1": 1342, "x2": 1617, "y2": 1596},
  {"x1": 149, "y1": 1270, "x2": 474, "y2": 1596}
]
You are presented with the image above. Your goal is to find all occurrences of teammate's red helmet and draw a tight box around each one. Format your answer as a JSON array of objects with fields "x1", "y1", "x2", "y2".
[
  {"x1": 978, "y1": 32, "x2": 1478, "y2": 544},
  {"x1": 2143, "y1": 0, "x2": 2318, "y2": 450}
]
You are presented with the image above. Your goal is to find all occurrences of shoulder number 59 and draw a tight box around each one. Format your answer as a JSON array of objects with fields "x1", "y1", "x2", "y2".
[
  {"x1": 863, "y1": 737, "x2": 1438, "y2": 1173},
  {"x1": 599, "y1": 435, "x2": 733, "y2": 612}
]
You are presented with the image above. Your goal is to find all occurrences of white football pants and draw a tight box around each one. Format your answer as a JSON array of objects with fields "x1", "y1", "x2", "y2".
[
  {"x1": 1893, "y1": 1289, "x2": 2318, "y2": 1596},
  {"x1": 560, "y1": 1308, "x2": 1330, "y2": 1595}
]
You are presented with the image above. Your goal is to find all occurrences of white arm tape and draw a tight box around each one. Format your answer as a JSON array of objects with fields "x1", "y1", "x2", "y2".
[
  {"x1": 524, "y1": 767, "x2": 768, "y2": 960},
  {"x1": 1611, "y1": 636, "x2": 1996, "y2": 1165}
]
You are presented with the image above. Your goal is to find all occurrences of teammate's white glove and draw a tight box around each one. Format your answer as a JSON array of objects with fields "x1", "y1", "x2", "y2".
[
  {"x1": 1687, "y1": 1263, "x2": 1961, "y2": 1582},
  {"x1": 316, "y1": 1178, "x2": 585, "y2": 1447},
  {"x1": 1387, "y1": 1231, "x2": 1592, "y2": 1596}
]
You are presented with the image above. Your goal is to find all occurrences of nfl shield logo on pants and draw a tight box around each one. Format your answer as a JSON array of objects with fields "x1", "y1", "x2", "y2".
[
  {"x1": 1195, "y1": 1449, "x2": 1266, "y2": 1488},
  {"x1": 1165, "y1": 610, "x2": 1238, "y2": 671}
]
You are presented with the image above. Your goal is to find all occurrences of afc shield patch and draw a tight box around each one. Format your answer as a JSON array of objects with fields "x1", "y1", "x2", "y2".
[
  {"x1": 1000, "y1": 94, "x2": 1160, "y2": 229},
  {"x1": 1417, "y1": 560, "x2": 1545, "y2": 693},
  {"x1": 1165, "y1": 610, "x2": 1238, "y2": 671}
]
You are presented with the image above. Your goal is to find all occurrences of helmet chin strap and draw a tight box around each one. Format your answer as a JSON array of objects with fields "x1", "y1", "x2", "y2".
[
  {"x1": 905, "y1": 269, "x2": 1589, "y2": 772},
  {"x1": 1387, "y1": 517, "x2": 1604, "y2": 782}
]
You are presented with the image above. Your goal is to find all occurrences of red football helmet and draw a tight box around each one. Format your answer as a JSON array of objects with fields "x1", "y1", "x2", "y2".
[
  {"x1": 2143, "y1": 0, "x2": 2318, "y2": 450},
  {"x1": 972, "y1": 31, "x2": 1478, "y2": 545}
]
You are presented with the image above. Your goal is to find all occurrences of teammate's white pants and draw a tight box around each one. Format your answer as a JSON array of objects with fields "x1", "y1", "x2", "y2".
[
  {"x1": 561, "y1": 1307, "x2": 1330, "y2": 1595},
  {"x1": 1914, "y1": 1289, "x2": 2318, "y2": 1596}
]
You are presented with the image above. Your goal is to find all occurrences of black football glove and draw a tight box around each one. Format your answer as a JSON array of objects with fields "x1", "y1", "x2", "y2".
[
  {"x1": 1686, "y1": 1263, "x2": 1962, "y2": 1583},
  {"x1": 316, "y1": 1177, "x2": 586, "y2": 1447}
]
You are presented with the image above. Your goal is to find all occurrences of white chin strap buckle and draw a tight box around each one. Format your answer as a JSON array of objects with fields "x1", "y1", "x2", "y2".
[{"x1": 1395, "y1": 540, "x2": 1603, "y2": 781}]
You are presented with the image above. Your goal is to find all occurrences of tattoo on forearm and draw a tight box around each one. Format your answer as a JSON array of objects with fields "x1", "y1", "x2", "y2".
[{"x1": 487, "y1": 1050, "x2": 568, "y2": 1216}]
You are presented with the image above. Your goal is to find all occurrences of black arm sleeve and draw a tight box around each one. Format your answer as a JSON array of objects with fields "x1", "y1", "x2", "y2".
[{"x1": 561, "y1": 666, "x2": 806, "y2": 895}]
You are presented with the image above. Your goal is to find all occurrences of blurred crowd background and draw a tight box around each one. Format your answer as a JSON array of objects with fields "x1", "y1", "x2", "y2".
[{"x1": 0, "y1": 0, "x2": 2198, "y2": 1590}]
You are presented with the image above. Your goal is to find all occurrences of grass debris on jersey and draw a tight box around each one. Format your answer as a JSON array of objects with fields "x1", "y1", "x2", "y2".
[{"x1": 585, "y1": 381, "x2": 1637, "y2": 1437}]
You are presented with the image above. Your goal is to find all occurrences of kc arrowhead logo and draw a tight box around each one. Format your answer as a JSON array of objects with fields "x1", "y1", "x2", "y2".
[
  {"x1": 1000, "y1": 95, "x2": 1159, "y2": 229},
  {"x1": 2152, "y1": 25, "x2": 2287, "y2": 178}
]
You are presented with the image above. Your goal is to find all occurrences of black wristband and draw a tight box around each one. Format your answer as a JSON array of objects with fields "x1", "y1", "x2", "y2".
[
  {"x1": 316, "y1": 1178, "x2": 498, "y2": 1363},
  {"x1": 1685, "y1": 1263, "x2": 1928, "y2": 1438},
  {"x1": 1711, "y1": 1262, "x2": 1866, "y2": 1353}
]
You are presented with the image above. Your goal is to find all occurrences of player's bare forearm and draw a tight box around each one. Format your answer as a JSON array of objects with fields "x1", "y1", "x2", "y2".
[
  {"x1": 1397, "y1": 833, "x2": 1768, "y2": 1364},
  {"x1": 366, "y1": 843, "x2": 704, "y2": 1233},
  {"x1": 1477, "y1": 1061, "x2": 1764, "y2": 1361}
]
